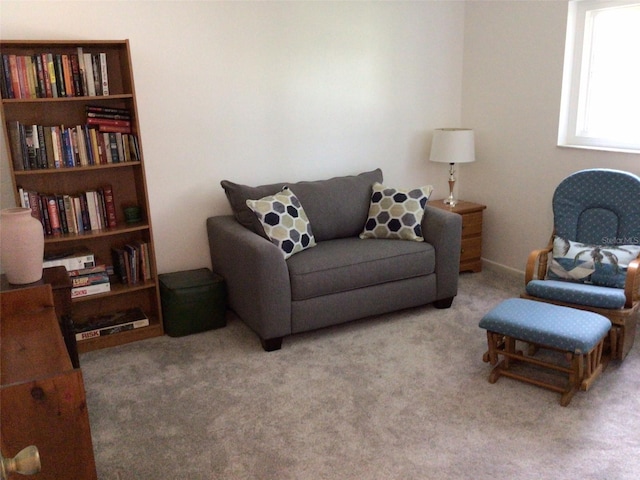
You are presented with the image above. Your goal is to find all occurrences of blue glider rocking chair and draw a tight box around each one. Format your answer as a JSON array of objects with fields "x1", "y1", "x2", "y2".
[{"x1": 522, "y1": 169, "x2": 640, "y2": 360}]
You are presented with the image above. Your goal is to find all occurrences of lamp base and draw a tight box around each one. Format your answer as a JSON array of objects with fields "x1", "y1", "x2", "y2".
[
  {"x1": 443, "y1": 172, "x2": 457, "y2": 206},
  {"x1": 443, "y1": 195, "x2": 457, "y2": 207}
]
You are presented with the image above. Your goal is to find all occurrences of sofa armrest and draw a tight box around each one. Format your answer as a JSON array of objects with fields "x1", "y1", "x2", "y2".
[
  {"x1": 207, "y1": 215, "x2": 292, "y2": 341},
  {"x1": 422, "y1": 206, "x2": 462, "y2": 300}
]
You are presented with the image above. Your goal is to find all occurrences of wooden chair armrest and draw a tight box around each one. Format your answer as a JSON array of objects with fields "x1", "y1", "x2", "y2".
[
  {"x1": 525, "y1": 246, "x2": 553, "y2": 285},
  {"x1": 624, "y1": 257, "x2": 640, "y2": 309}
]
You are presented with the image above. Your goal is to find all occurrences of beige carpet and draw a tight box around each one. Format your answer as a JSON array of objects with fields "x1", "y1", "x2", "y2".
[{"x1": 81, "y1": 267, "x2": 640, "y2": 479}]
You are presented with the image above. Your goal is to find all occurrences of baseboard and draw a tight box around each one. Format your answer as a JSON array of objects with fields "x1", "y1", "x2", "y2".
[{"x1": 481, "y1": 258, "x2": 524, "y2": 281}]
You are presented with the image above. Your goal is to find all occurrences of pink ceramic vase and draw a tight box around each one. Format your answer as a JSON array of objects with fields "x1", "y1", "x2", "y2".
[{"x1": 0, "y1": 208, "x2": 44, "y2": 284}]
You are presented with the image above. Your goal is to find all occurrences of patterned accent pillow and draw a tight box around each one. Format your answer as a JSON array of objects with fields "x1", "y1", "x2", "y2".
[
  {"x1": 359, "y1": 182, "x2": 433, "y2": 241},
  {"x1": 246, "y1": 187, "x2": 316, "y2": 259},
  {"x1": 547, "y1": 235, "x2": 640, "y2": 288}
]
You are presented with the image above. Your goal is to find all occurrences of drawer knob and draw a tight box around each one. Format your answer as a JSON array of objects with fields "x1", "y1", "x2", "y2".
[{"x1": 30, "y1": 387, "x2": 45, "y2": 401}]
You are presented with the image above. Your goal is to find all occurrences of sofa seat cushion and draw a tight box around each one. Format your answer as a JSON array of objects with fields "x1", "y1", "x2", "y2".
[{"x1": 287, "y1": 237, "x2": 435, "y2": 301}]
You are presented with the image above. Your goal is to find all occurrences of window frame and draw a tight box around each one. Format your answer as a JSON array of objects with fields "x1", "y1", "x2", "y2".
[{"x1": 558, "y1": 0, "x2": 640, "y2": 154}]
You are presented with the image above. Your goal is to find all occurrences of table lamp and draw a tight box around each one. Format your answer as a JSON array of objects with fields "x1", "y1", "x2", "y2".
[{"x1": 429, "y1": 128, "x2": 475, "y2": 206}]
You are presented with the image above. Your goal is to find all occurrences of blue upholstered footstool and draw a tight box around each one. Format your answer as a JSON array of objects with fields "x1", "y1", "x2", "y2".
[{"x1": 479, "y1": 298, "x2": 611, "y2": 406}]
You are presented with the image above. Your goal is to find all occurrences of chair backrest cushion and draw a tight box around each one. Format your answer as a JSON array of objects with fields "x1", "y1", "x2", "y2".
[{"x1": 553, "y1": 169, "x2": 640, "y2": 246}]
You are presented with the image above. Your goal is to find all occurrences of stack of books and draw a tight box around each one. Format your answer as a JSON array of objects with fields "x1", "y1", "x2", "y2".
[
  {"x1": 43, "y1": 248, "x2": 111, "y2": 298},
  {"x1": 68, "y1": 264, "x2": 111, "y2": 299}
]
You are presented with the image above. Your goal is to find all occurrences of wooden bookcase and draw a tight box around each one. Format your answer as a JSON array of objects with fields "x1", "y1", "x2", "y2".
[{"x1": 0, "y1": 40, "x2": 163, "y2": 352}]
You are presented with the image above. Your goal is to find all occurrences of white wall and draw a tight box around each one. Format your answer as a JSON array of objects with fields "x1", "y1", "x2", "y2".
[
  {"x1": 462, "y1": 1, "x2": 640, "y2": 274},
  {"x1": 0, "y1": 0, "x2": 465, "y2": 274}
]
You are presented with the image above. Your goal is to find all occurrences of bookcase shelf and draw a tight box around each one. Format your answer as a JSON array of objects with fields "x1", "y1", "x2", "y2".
[{"x1": 1, "y1": 39, "x2": 163, "y2": 352}]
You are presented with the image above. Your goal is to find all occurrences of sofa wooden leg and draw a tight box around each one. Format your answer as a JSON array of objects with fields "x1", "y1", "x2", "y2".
[
  {"x1": 433, "y1": 297, "x2": 454, "y2": 309},
  {"x1": 261, "y1": 337, "x2": 283, "y2": 352}
]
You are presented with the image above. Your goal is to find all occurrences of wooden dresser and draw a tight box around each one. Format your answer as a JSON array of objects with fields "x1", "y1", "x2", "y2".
[
  {"x1": 429, "y1": 199, "x2": 487, "y2": 273},
  {"x1": 0, "y1": 284, "x2": 97, "y2": 479}
]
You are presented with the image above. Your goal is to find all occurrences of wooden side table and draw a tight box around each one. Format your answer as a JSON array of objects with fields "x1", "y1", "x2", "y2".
[
  {"x1": 1, "y1": 284, "x2": 97, "y2": 479},
  {"x1": 1, "y1": 267, "x2": 79, "y2": 368},
  {"x1": 429, "y1": 199, "x2": 487, "y2": 273}
]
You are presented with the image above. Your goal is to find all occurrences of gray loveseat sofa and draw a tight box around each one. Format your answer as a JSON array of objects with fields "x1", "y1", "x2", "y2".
[{"x1": 207, "y1": 169, "x2": 462, "y2": 351}]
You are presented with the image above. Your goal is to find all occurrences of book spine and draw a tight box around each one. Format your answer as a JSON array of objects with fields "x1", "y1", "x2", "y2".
[
  {"x1": 36, "y1": 124, "x2": 47, "y2": 168},
  {"x1": 86, "y1": 117, "x2": 131, "y2": 128},
  {"x1": 24, "y1": 124, "x2": 37, "y2": 169},
  {"x1": 53, "y1": 54, "x2": 66, "y2": 97},
  {"x1": 63, "y1": 194, "x2": 77, "y2": 234},
  {"x1": 108, "y1": 133, "x2": 119, "y2": 162},
  {"x1": 43, "y1": 251, "x2": 95, "y2": 271},
  {"x1": 86, "y1": 105, "x2": 131, "y2": 118},
  {"x1": 70, "y1": 53, "x2": 83, "y2": 96},
  {"x1": 71, "y1": 282, "x2": 111, "y2": 299},
  {"x1": 34, "y1": 54, "x2": 48, "y2": 98},
  {"x1": 16, "y1": 56, "x2": 28, "y2": 98},
  {"x1": 73, "y1": 196, "x2": 85, "y2": 232},
  {"x1": 99, "y1": 52, "x2": 109, "y2": 95},
  {"x1": 85, "y1": 191, "x2": 100, "y2": 231},
  {"x1": 79, "y1": 193, "x2": 91, "y2": 230},
  {"x1": 39, "y1": 194, "x2": 52, "y2": 236},
  {"x1": 70, "y1": 272, "x2": 110, "y2": 288},
  {"x1": 7, "y1": 121, "x2": 25, "y2": 171},
  {"x1": 2, "y1": 54, "x2": 15, "y2": 99},
  {"x1": 61, "y1": 127, "x2": 75, "y2": 167},
  {"x1": 43, "y1": 126, "x2": 55, "y2": 169},
  {"x1": 75, "y1": 318, "x2": 149, "y2": 342},
  {"x1": 77, "y1": 47, "x2": 87, "y2": 96},
  {"x1": 46, "y1": 196, "x2": 62, "y2": 235},
  {"x1": 83, "y1": 53, "x2": 96, "y2": 96},
  {"x1": 24, "y1": 56, "x2": 37, "y2": 98},
  {"x1": 67, "y1": 264, "x2": 107, "y2": 277},
  {"x1": 111, "y1": 247, "x2": 128, "y2": 284},
  {"x1": 8, "y1": 55, "x2": 21, "y2": 99},
  {"x1": 46, "y1": 53, "x2": 58, "y2": 98},
  {"x1": 56, "y1": 194, "x2": 69, "y2": 234},
  {"x1": 91, "y1": 54, "x2": 101, "y2": 96},
  {"x1": 82, "y1": 126, "x2": 94, "y2": 165},
  {"x1": 50, "y1": 126, "x2": 63, "y2": 168},
  {"x1": 61, "y1": 54, "x2": 74, "y2": 96}
]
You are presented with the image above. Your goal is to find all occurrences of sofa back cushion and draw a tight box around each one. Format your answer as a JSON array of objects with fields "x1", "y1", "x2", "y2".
[{"x1": 221, "y1": 168, "x2": 383, "y2": 242}]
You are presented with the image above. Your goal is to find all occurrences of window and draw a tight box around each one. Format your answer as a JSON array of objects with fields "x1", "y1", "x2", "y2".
[{"x1": 558, "y1": 0, "x2": 640, "y2": 154}]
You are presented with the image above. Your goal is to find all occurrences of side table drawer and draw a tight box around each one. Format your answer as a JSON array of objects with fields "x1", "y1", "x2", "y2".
[
  {"x1": 461, "y1": 212, "x2": 483, "y2": 236},
  {"x1": 428, "y1": 199, "x2": 486, "y2": 273},
  {"x1": 461, "y1": 236, "x2": 482, "y2": 263}
]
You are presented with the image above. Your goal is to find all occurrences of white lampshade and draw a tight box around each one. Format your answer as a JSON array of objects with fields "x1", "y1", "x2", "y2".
[{"x1": 429, "y1": 128, "x2": 475, "y2": 164}]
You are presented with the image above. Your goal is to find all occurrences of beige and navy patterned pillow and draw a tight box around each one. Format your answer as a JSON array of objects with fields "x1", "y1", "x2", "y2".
[
  {"x1": 246, "y1": 187, "x2": 316, "y2": 259},
  {"x1": 548, "y1": 235, "x2": 640, "y2": 288},
  {"x1": 359, "y1": 182, "x2": 433, "y2": 241}
]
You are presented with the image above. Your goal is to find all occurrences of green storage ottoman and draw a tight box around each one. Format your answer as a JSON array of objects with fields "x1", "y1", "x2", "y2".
[{"x1": 159, "y1": 268, "x2": 226, "y2": 337}]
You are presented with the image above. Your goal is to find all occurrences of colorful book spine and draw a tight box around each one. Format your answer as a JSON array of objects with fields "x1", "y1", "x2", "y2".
[{"x1": 71, "y1": 281, "x2": 111, "y2": 299}]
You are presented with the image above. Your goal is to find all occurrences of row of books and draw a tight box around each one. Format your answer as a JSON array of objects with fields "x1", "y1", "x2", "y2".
[
  {"x1": 19, "y1": 185, "x2": 117, "y2": 237},
  {"x1": 7, "y1": 120, "x2": 140, "y2": 171},
  {"x1": 112, "y1": 242, "x2": 152, "y2": 286},
  {"x1": 1, "y1": 49, "x2": 109, "y2": 100}
]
